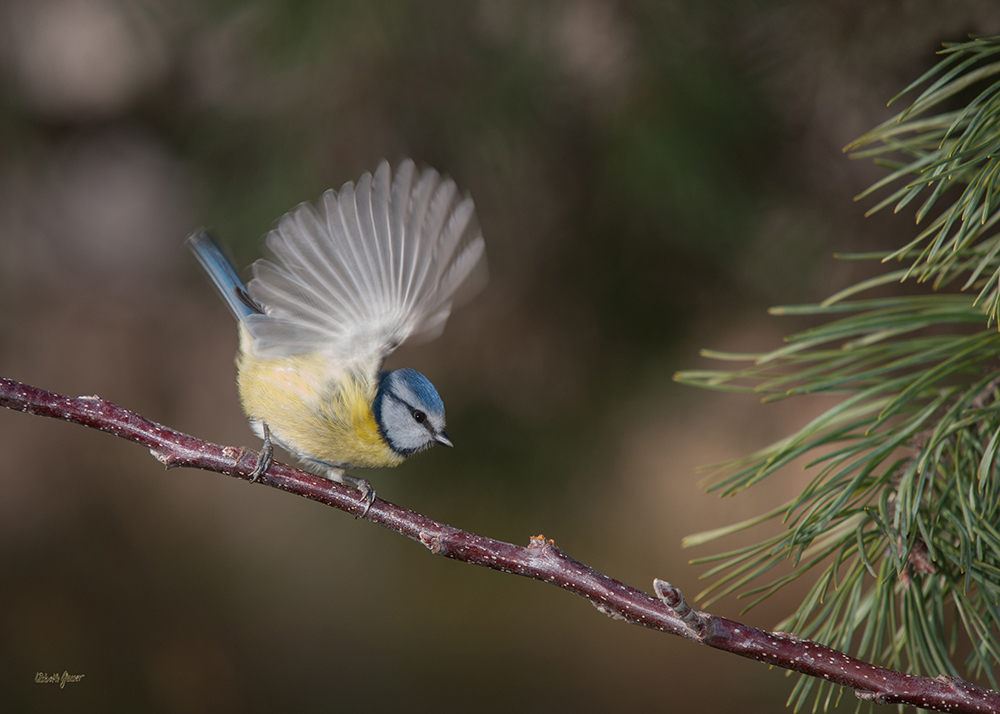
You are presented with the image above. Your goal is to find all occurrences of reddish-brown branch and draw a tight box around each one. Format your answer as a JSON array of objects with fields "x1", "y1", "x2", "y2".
[{"x1": 3, "y1": 375, "x2": 999, "y2": 713}]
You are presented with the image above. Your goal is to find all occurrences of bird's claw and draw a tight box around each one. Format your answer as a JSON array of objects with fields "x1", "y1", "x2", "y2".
[
  {"x1": 339, "y1": 473, "x2": 376, "y2": 518},
  {"x1": 250, "y1": 423, "x2": 273, "y2": 483}
]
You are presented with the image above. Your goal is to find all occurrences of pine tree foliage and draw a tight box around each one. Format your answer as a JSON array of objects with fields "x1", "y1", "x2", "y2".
[{"x1": 674, "y1": 36, "x2": 1000, "y2": 710}]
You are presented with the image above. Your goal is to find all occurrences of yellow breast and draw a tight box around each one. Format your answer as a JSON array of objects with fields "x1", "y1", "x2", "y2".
[{"x1": 235, "y1": 346, "x2": 404, "y2": 470}]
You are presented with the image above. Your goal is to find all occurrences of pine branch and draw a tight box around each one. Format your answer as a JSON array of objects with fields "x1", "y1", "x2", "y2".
[
  {"x1": 672, "y1": 38, "x2": 1000, "y2": 705},
  {"x1": 846, "y1": 35, "x2": 1000, "y2": 324},
  {"x1": 3, "y1": 374, "x2": 1000, "y2": 713}
]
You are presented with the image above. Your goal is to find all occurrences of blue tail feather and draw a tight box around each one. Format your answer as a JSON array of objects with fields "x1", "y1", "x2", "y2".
[{"x1": 186, "y1": 230, "x2": 259, "y2": 322}]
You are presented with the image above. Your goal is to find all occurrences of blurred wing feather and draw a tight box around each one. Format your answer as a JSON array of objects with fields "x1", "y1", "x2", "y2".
[{"x1": 244, "y1": 159, "x2": 487, "y2": 374}]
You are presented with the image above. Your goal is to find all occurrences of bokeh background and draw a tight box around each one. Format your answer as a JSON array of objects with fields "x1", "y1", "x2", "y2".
[{"x1": 2, "y1": 1, "x2": 999, "y2": 712}]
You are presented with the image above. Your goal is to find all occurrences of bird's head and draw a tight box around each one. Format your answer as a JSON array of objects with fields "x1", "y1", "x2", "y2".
[{"x1": 373, "y1": 368, "x2": 452, "y2": 457}]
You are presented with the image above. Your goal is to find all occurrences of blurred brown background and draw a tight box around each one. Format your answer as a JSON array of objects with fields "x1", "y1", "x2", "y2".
[{"x1": 2, "y1": 1, "x2": 999, "y2": 712}]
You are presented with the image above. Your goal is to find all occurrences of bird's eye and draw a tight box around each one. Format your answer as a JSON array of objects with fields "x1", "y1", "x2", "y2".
[{"x1": 412, "y1": 410, "x2": 426, "y2": 424}]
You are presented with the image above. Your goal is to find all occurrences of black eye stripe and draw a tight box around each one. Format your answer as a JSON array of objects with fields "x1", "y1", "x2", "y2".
[{"x1": 386, "y1": 391, "x2": 436, "y2": 430}]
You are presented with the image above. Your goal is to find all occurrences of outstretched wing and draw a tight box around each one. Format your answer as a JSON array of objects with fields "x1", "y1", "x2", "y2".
[{"x1": 243, "y1": 159, "x2": 486, "y2": 375}]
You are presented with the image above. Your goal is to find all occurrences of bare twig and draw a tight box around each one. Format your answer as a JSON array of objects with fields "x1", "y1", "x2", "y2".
[{"x1": 3, "y1": 375, "x2": 999, "y2": 714}]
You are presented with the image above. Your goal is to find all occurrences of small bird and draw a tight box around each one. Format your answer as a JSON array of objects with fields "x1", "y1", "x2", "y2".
[{"x1": 187, "y1": 159, "x2": 486, "y2": 513}]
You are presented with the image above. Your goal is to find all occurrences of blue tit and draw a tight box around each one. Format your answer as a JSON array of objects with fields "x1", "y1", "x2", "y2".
[{"x1": 187, "y1": 159, "x2": 486, "y2": 512}]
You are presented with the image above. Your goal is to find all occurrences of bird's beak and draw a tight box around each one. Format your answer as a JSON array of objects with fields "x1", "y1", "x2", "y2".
[{"x1": 434, "y1": 432, "x2": 453, "y2": 447}]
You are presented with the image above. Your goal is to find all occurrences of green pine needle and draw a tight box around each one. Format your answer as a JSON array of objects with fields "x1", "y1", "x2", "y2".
[{"x1": 676, "y1": 35, "x2": 1000, "y2": 710}]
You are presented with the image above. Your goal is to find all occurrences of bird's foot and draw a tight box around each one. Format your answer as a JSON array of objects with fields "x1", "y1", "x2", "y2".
[
  {"x1": 329, "y1": 469, "x2": 376, "y2": 518},
  {"x1": 250, "y1": 423, "x2": 273, "y2": 483}
]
